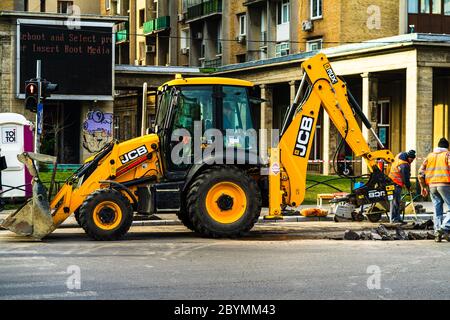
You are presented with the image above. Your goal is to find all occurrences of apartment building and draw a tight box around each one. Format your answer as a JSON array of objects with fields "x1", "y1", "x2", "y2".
[
  {"x1": 2, "y1": 0, "x2": 99, "y2": 13},
  {"x1": 102, "y1": 0, "x2": 450, "y2": 174}
]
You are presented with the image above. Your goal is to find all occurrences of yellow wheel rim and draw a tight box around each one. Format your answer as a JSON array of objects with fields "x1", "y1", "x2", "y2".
[
  {"x1": 92, "y1": 201, "x2": 123, "y2": 230},
  {"x1": 205, "y1": 182, "x2": 247, "y2": 224}
]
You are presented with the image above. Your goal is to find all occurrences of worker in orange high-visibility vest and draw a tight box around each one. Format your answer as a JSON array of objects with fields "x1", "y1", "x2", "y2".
[
  {"x1": 388, "y1": 150, "x2": 416, "y2": 223},
  {"x1": 419, "y1": 138, "x2": 450, "y2": 242}
]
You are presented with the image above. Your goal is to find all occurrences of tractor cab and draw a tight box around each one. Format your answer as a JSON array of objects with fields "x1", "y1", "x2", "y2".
[{"x1": 155, "y1": 76, "x2": 260, "y2": 180}]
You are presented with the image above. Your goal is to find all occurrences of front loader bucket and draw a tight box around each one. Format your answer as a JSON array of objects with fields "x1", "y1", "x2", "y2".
[
  {"x1": 1, "y1": 181, "x2": 54, "y2": 239},
  {"x1": 1, "y1": 152, "x2": 57, "y2": 240}
]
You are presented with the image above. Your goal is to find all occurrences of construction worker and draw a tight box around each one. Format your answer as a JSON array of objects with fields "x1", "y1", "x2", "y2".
[
  {"x1": 388, "y1": 150, "x2": 416, "y2": 223},
  {"x1": 418, "y1": 138, "x2": 450, "y2": 242}
]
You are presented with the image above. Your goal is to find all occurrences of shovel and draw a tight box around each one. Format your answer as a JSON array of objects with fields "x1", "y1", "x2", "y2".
[
  {"x1": 408, "y1": 190, "x2": 419, "y2": 222},
  {"x1": 1, "y1": 152, "x2": 57, "y2": 240}
]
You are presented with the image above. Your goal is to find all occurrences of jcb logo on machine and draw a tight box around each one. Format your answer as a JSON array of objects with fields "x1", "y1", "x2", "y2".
[
  {"x1": 324, "y1": 63, "x2": 338, "y2": 85},
  {"x1": 368, "y1": 190, "x2": 386, "y2": 199},
  {"x1": 120, "y1": 145, "x2": 148, "y2": 164},
  {"x1": 293, "y1": 116, "x2": 314, "y2": 158}
]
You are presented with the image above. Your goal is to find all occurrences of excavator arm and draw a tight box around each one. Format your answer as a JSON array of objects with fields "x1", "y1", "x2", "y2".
[{"x1": 268, "y1": 53, "x2": 395, "y2": 217}]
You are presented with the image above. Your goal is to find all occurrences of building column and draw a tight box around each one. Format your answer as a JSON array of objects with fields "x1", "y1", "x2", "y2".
[
  {"x1": 361, "y1": 72, "x2": 378, "y2": 174},
  {"x1": 399, "y1": 0, "x2": 408, "y2": 35},
  {"x1": 406, "y1": 66, "x2": 433, "y2": 173},
  {"x1": 260, "y1": 84, "x2": 273, "y2": 163},
  {"x1": 289, "y1": 80, "x2": 297, "y2": 106}
]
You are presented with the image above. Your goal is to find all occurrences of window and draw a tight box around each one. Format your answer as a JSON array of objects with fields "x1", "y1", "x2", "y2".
[
  {"x1": 180, "y1": 29, "x2": 189, "y2": 50},
  {"x1": 446, "y1": 0, "x2": 450, "y2": 14},
  {"x1": 433, "y1": 0, "x2": 442, "y2": 13},
  {"x1": 217, "y1": 22, "x2": 223, "y2": 54},
  {"x1": 139, "y1": 9, "x2": 145, "y2": 27},
  {"x1": 408, "y1": 0, "x2": 419, "y2": 13},
  {"x1": 306, "y1": 38, "x2": 323, "y2": 51},
  {"x1": 105, "y1": 0, "x2": 110, "y2": 11},
  {"x1": 275, "y1": 42, "x2": 290, "y2": 57},
  {"x1": 200, "y1": 41, "x2": 206, "y2": 59},
  {"x1": 57, "y1": 1, "x2": 73, "y2": 14},
  {"x1": 40, "y1": 0, "x2": 46, "y2": 12},
  {"x1": 123, "y1": 115, "x2": 131, "y2": 141},
  {"x1": 156, "y1": 89, "x2": 173, "y2": 130},
  {"x1": 222, "y1": 86, "x2": 255, "y2": 150},
  {"x1": 421, "y1": 0, "x2": 431, "y2": 13},
  {"x1": 277, "y1": 0, "x2": 290, "y2": 25},
  {"x1": 114, "y1": 115, "x2": 120, "y2": 140},
  {"x1": 311, "y1": 0, "x2": 322, "y2": 19},
  {"x1": 116, "y1": 0, "x2": 121, "y2": 14},
  {"x1": 236, "y1": 54, "x2": 246, "y2": 63},
  {"x1": 139, "y1": 42, "x2": 146, "y2": 63},
  {"x1": 377, "y1": 100, "x2": 390, "y2": 149},
  {"x1": 182, "y1": 0, "x2": 189, "y2": 13},
  {"x1": 239, "y1": 14, "x2": 247, "y2": 36}
]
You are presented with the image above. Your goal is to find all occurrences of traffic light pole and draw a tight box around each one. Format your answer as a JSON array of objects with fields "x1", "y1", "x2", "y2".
[{"x1": 34, "y1": 60, "x2": 44, "y2": 157}]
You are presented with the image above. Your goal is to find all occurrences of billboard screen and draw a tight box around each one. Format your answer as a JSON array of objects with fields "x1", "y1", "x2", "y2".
[{"x1": 17, "y1": 20, "x2": 114, "y2": 100}]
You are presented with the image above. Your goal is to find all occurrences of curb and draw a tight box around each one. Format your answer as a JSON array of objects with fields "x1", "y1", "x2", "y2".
[{"x1": 1, "y1": 213, "x2": 434, "y2": 230}]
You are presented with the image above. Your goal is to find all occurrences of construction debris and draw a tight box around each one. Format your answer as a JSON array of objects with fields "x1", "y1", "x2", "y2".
[{"x1": 343, "y1": 221, "x2": 435, "y2": 241}]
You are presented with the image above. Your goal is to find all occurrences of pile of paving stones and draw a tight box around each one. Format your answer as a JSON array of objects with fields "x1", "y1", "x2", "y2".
[{"x1": 343, "y1": 220, "x2": 435, "y2": 241}]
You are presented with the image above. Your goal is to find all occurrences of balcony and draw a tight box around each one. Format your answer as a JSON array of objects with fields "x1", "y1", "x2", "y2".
[
  {"x1": 243, "y1": 0, "x2": 266, "y2": 6},
  {"x1": 202, "y1": 56, "x2": 222, "y2": 68},
  {"x1": 143, "y1": 16, "x2": 170, "y2": 35},
  {"x1": 187, "y1": 0, "x2": 222, "y2": 22},
  {"x1": 116, "y1": 29, "x2": 128, "y2": 43}
]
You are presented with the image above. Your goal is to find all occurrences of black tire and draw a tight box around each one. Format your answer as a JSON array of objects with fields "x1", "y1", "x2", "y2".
[
  {"x1": 186, "y1": 166, "x2": 261, "y2": 238},
  {"x1": 74, "y1": 209, "x2": 81, "y2": 226},
  {"x1": 367, "y1": 212, "x2": 382, "y2": 223},
  {"x1": 78, "y1": 189, "x2": 133, "y2": 241},
  {"x1": 176, "y1": 207, "x2": 195, "y2": 231}
]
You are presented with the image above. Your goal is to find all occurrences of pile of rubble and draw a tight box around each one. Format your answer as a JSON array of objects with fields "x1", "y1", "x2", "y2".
[{"x1": 343, "y1": 220, "x2": 435, "y2": 241}]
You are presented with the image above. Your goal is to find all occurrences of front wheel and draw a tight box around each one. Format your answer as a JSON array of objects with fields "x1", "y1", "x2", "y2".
[
  {"x1": 186, "y1": 166, "x2": 261, "y2": 238},
  {"x1": 78, "y1": 189, "x2": 133, "y2": 241}
]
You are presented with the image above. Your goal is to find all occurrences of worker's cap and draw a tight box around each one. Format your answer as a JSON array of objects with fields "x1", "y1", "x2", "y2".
[
  {"x1": 438, "y1": 137, "x2": 449, "y2": 149},
  {"x1": 406, "y1": 150, "x2": 416, "y2": 159}
]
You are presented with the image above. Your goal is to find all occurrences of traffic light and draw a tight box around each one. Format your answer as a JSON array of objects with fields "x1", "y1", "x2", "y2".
[
  {"x1": 24, "y1": 80, "x2": 39, "y2": 112},
  {"x1": 41, "y1": 80, "x2": 58, "y2": 99}
]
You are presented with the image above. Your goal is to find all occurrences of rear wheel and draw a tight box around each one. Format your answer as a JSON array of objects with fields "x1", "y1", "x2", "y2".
[
  {"x1": 186, "y1": 166, "x2": 261, "y2": 238},
  {"x1": 78, "y1": 189, "x2": 133, "y2": 241}
]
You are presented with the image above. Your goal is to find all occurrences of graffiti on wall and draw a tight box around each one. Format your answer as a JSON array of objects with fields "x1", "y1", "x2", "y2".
[{"x1": 82, "y1": 110, "x2": 113, "y2": 153}]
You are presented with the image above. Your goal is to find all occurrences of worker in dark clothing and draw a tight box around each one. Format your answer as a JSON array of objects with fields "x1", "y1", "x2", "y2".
[{"x1": 388, "y1": 150, "x2": 416, "y2": 223}]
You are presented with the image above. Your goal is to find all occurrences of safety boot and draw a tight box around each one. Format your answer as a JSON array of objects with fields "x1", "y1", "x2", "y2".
[{"x1": 435, "y1": 230, "x2": 444, "y2": 243}]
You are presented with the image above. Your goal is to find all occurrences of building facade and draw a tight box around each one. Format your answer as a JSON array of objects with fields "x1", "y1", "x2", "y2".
[
  {"x1": 0, "y1": 0, "x2": 124, "y2": 163},
  {"x1": 2, "y1": 0, "x2": 449, "y2": 173},
  {"x1": 104, "y1": 0, "x2": 450, "y2": 175}
]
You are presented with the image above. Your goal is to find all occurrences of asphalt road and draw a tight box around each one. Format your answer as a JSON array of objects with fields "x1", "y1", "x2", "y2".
[{"x1": 0, "y1": 225, "x2": 449, "y2": 300}]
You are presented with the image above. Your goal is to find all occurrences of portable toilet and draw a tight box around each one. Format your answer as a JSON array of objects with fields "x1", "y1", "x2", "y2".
[{"x1": 0, "y1": 113, "x2": 34, "y2": 198}]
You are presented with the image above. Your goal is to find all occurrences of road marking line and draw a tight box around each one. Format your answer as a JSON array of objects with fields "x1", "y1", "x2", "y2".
[
  {"x1": 0, "y1": 271, "x2": 67, "y2": 277},
  {"x1": 0, "y1": 251, "x2": 39, "y2": 254},
  {"x1": 0, "y1": 262, "x2": 55, "y2": 269},
  {"x1": 0, "y1": 282, "x2": 66, "y2": 289},
  {"x1": 0, "y1": 256, "x2": 46, "y2": 261},
  {"x1": 0, "y1": 291, "x2": 98, "y2": 300}
]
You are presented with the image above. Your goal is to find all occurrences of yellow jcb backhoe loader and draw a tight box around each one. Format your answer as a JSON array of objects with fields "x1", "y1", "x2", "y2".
[{"x1": 1, "y1": 53, "x2": 396, "y2": 240}]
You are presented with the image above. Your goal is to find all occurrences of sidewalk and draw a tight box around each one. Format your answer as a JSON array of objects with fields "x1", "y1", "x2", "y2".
[{"x1": 0, "y1": 202, "x2": 435, "y2": 229}]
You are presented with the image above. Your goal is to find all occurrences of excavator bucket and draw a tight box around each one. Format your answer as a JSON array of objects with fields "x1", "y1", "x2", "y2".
[{"x1": 1, "y1": 152, "x2": 57, "y2": 240}]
